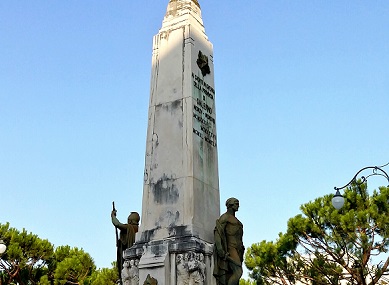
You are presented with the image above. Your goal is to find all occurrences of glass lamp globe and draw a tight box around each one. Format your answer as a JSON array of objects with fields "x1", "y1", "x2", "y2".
[
  {"x1": 0, "y1": 240, "x2": 6, "y2": 254},
  {"x1": 332, "y1": 190, "x2": 345, "y2": 210}
]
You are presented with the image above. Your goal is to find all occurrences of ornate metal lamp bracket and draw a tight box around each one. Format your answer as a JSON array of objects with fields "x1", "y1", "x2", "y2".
[
  {"x1": 331, "y1": 163, "x2": 389, "y2": 210},
  {"x1": 334, "y1": 163, "x2": 389, "y2": 192}
]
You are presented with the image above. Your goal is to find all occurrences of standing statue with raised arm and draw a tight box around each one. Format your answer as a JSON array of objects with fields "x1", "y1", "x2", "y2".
[
  {"x1": 213, "y1": 198, "x2": 244, "y2": 285},
  {"x1": 111, "y1": 203, "x2": 140, "y2": 285}
]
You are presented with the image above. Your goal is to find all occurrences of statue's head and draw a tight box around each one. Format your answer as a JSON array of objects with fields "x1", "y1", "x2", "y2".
[
  {"x1": 176, "y1": 253, "x2": 183, "y2": 263},
  {"x1": 127, "y1": 212, "x2": 140, "y2": 225},
  {"x1": 226, "y1": 197, "x2": 239, "y2": 210}
]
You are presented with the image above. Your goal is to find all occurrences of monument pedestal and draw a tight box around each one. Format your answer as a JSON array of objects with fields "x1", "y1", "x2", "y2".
[
  {"x1": 125, "y1": 1, "x2": 219, "y2": 284},
  {"x1": 125, "y1": 237, "x2": 214, "y2": 285}
]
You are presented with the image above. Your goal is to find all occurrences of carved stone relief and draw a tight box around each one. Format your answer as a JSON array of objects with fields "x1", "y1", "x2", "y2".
[
  {"x1": 176, "y1": 252, "x2": 206, "y2": 285},
  {"x1": 122, "y1": 259, "x2": 140, "y2": 285}
]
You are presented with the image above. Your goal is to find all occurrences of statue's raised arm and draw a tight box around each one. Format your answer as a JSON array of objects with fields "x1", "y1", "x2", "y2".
[{"x1": 111, "y1": 206, "x2": 140, "y2": 285}]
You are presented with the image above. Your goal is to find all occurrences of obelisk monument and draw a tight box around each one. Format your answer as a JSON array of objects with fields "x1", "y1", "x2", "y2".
[{"x1": 125, "y1": 1, "x2": 219, "y2": 283}]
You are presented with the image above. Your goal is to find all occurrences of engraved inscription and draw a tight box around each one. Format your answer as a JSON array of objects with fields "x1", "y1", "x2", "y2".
[{"x1": 192, "y1": 72, "x2": 217, "y2": 147}]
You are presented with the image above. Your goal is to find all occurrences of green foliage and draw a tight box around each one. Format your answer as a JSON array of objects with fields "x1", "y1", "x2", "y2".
[
  {"x1": 0, "y1": 222, "x2": 117, "y2": 285},
  {"x1": 0, "y1": 222, "x2": 54, "y2": 285},
  {"x1": 245, "y1": 184, "x2": 389, "y2": 285},
  {"x1": 38, "y1": 275, "x2": 50, "y2": 285},
  {"x1": 53, "y1": 246, "x2": 96, "y2": 285},
  {"x1": 90, "y1": 263, "x2": 118, "y2": 285},
  {"x1": 239, "y1": 278, "x2": 257, "y2": 285}
]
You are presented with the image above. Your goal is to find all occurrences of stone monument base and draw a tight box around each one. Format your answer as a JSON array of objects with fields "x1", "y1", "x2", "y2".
[{"x1": 124, "y1": 236, "x2": 215, "y2": 285}]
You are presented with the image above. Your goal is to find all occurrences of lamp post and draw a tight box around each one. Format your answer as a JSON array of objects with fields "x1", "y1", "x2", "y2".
[
  {"x1": 0, "y1": 240, "x2": 6, "y2": 256},
  {"x1": 0, "y1": 240, "x2": 5, "y2": 285},
  {"x1": 332, "y1": 163, "x2": 389, "y2": 210}
]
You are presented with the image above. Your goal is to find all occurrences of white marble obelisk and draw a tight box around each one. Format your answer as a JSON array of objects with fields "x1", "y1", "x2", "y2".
[{"x1": 125, "y1": 1, "x2": 219, "y2": 284}]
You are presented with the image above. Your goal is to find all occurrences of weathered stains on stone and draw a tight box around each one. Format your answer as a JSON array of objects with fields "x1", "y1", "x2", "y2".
[
  {"x1": 171, "y1": 99, "x2": 181, "y2": 110},
  {"x1": 171, "y1": 99, "x2": 184, "y2": 128},
  {"x1": 159, "y1": 99, "x2": 182, "y2": 114},
  {"x1": 151, "y1": 243, "x2": 167, "y2": 257},
  {"x1": 154, "y1": 210, "x2": 180, "y2": 229},
  {"x1": 168, "y1": 225, "x2": 191, "y2": 238},
  {"x1": 169, "y1": 211, "x2": 180, "y2": 227},
  {"x1": 152, "y1": 133, "x2": 159, "y2": 148},
  {"x1": 143, "y1": 170, "x2": 148, "y2": 183},
  {"x1": 154, "y1": 101, "x2": 183, "y2": 131},
  {"x1": 140, "y1": 229, "x2": 156, "y2": 243},
  {"x1": 138, "y1": 225, "x2": 194, "y2": 245},
  {"x1": 152, "y1": 174, "x2": 179, "y2": 204}
]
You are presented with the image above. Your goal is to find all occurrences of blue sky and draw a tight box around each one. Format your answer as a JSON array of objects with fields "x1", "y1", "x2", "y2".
[{"x1": 1, "y1": 0, "x2": 388, "y2": 278}]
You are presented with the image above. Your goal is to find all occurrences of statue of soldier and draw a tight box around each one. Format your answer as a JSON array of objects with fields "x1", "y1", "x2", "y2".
[
  {"x1": 111, "y1": 209, "x2": 140, "y2": 284},
  {"x1": 213, "y1": 198, "x2": 244, "y2": 285}
]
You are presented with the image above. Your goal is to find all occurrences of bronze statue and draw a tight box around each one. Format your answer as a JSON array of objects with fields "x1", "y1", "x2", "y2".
[
  {"x1": 213, "y1": 198, "x2": 244, "y2": 285},
  {"x1": 111, "y1": 203, "x2": 140, "y2": 285},
  {"x1": 143, "y1": 274, "x2": 158, "y2": 285}
]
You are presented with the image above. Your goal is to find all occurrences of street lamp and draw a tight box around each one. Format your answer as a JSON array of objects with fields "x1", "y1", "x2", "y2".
[
  {"x1": 0, "y1": 239, "x2": 6, "y2": 255},
  {"x1": 332, "y1": 163, "x2": 389, "y2": 210}
]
